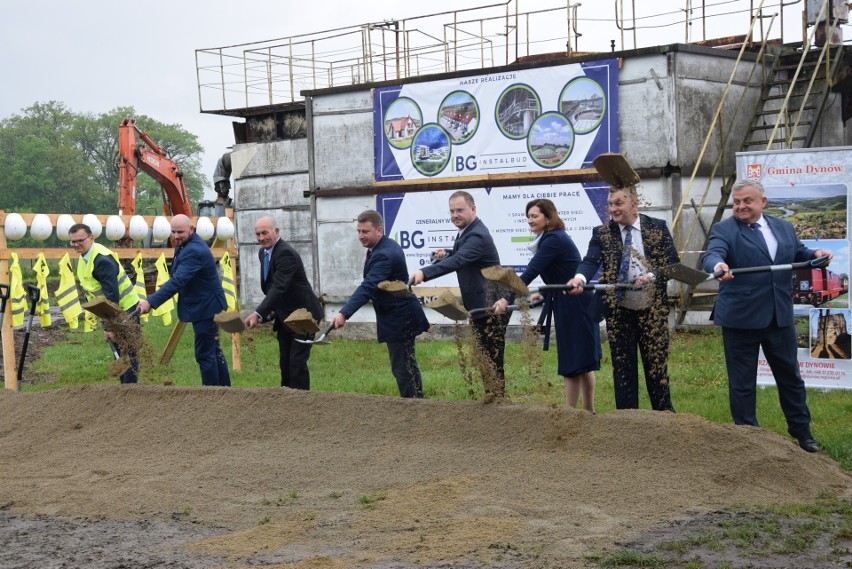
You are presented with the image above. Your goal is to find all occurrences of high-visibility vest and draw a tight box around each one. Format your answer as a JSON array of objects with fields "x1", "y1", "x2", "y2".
[
  {"x1": 76, "y1": 242, "x2": 139, "y2": 311},
  {"x1": 152, "y1": 253, "x2": 174, "y2": 326},
  {"x1": 9, "y1": 253, "x2": 26, "y2": 327},
  {"x1": 130, "y1": 253, "x2": 149, "y2": 322},
  {"x1": 32, "y1": 253, "x2": 51, "y2": 327},
  {"x1": 219, "y1": 252, "x2": 237, "y2": 311},
  {"x1": 56, "y1": 253, "x2": 82, "y2": 329}
]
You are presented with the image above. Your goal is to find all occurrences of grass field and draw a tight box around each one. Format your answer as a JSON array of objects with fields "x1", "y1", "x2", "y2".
[{"x1": 25, "y1": 319, "x2": 852, "y2": 470}]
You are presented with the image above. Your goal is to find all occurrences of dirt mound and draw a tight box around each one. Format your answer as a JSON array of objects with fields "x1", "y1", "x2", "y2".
[{"x1": 0, "y1": 386, "x2": 848, "y2": 568}]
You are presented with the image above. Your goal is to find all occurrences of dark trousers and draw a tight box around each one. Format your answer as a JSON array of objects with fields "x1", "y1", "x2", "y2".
[
  {"x1": 606, "y1": 306, "x2": 674, "y2": 410},
  {"x1": 722, "y1": 323, "x2": 811, "y2": 437},
  {"x1": 387, "y1": 337, "x2": 423, "y2": 398},
  {"x1": 192, "y1": 318, "x2": 231, "y2": 386},
  {"x1": 117, "y1": 307, "x2": 141, "y2": 384},
  {"x1": 276, "y1": 325, "x2": 313, "y2": 390},
  {"x1": 471, "y1": 313, "x2": 509, "y2": 396}
]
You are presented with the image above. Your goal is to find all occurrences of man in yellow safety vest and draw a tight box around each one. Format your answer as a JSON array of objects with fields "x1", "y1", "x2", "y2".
[{"x1": 70, "y1": 223, "x2": 141, "y2": 384}]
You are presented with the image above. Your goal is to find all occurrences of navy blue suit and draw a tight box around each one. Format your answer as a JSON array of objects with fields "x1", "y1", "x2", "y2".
[
  {"x1": 518, "y1": 230, "x2": 601, "y2": 377},
  {"x1": 576, "y1": 215, "x2": 679, "y2": 410},
  {"x1": 254, "y1": 238, "x2": 323, "y2": 390},
  {"x1": 148, "y1": 232, "x2": 230, "y2": 386},
  {"x1": 341, "y1": 235, "x2": 429, "y2": 397},
  {"x1": 420, "y1": 216, "x2": 509, "y2": 395},
  {"x1": 702, "y1": 214, "x2": 817, "y2": 437}
]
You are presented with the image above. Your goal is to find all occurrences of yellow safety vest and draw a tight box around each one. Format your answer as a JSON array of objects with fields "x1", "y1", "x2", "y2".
[
  {"x1": 32, "y1": 253, "x2": 51, "y2": 327},
  {"x1": 76, "y1": 242, "x2": 140, "y2": 311},
  {"x1": 56, "y1": 253, "x2": 82, "y2": 329},
  {"x1": 9, "y1": 253, "x2": 26, "y2": 327},
  {"x1": 153, "y1": 253, "x2": 174, "y2": 325},
  {"x1": 219, "y1": 252, "x2": 237, "y2": 311},
  {"x1": 130, "y1": 253, "x2": 149, "y2": 322}
]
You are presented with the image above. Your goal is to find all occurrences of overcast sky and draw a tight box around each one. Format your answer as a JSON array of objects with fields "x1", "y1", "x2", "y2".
[{"x1": 0, "y1": 0, "x2": 830, "y2": 203}]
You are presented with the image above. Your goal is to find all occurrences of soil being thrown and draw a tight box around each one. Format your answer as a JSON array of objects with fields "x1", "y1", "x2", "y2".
[{"x1": 0, "y1": 385, "x2": 849, "y2": 568}]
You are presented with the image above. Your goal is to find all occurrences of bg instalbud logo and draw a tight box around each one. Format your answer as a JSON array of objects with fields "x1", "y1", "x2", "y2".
[{"x1": 746, "y1": 164, "x2": 762, "y2": 179}]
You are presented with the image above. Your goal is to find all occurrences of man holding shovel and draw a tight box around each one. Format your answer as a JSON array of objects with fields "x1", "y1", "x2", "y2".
[
  {"x1": 332, "y1": 210, "x2": 429, "y2": 398},
  {"x1": 409, "y1": 191, "x2": 509, "y2": 398},
  {"x1": 702, "y1": 179, "x2": 832, "y2": 453},
  {"x1": 567, "y1": 184, "x2": 679, "y2": 411},
  {"x1": 138, "y1": 215, "x2": 231, "y2": 387},
  {"x1": 245, "y1": 216, "x2": 323, "y2": 390},
  {"x1": 69, "y1": 223, "x2": 141, "y2": 384}
]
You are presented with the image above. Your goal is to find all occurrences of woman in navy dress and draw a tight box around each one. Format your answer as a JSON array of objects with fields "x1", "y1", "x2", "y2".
[{"x1": 493, "y1": 199, "x2": 601, "y2": 412}]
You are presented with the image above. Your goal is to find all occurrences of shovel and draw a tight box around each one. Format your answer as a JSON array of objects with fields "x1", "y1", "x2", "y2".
[
  {"x1": 16, "y1": 284, "x2": 40, "y2": 392},
  {"x1": 532, "y1": 282, "x2": 649, "y2": 293},
  {"x1": 659, "y1": 256, "x2": 830, "y2": 285},
  {"x1": 294, "y1": 322, "x2": 335, "y2": 346},
  {"x1": 593, "y1": 153, "x2": 641, "y2": 188},
  {"x1": 468, "y1": 299, "x2": 545, "y2": 319},
  {"x1": 0, "y1": 283, "x2": 9, "y2": 334}
]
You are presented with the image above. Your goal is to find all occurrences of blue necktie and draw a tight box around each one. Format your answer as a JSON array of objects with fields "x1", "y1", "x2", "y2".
[
  {"x1": 749, "y1": 222, "x2": 769, "y2": 254},
  {"x1": 616, "y1": 225, "x2": 632, "y2": 303},
  {"x1": 262, "y1": 250, "x2": 270, "y2": 280}
]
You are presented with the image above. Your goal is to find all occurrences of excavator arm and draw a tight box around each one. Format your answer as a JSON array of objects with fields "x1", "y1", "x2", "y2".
[{"x1": 116, "y1": 118, "x2": 194, "y2": 217}]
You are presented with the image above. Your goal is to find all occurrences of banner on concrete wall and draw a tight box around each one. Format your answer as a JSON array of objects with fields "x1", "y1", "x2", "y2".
[
  {"x1": 373, "y1": 59, "x2": 619, "y2": 182},
  {"x1": 376, "y1": 184, "x2": 609, "y2": 292},
  {"x1": 736, "y1": 147, "x2": 852, "y2": 390}
]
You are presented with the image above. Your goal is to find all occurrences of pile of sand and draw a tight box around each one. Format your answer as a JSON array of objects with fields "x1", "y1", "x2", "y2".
[{"x1": 0, "y1": 385, "x2": 848, "y2": 568}]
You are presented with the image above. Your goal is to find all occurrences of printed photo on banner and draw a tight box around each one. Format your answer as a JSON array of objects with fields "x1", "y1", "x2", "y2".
[{"x1": 373, "y1": 59, "x2": 619, "y2": 182}]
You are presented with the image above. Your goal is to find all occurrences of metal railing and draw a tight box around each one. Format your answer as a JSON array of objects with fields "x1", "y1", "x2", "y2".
[{"x1": 195, "y1": 0, "x2": 807, "y2": 112}]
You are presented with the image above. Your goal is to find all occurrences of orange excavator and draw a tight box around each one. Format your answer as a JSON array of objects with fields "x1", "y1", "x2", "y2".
[{"x1": 116, "y1": 118, "x2": 194, "y2": 217}]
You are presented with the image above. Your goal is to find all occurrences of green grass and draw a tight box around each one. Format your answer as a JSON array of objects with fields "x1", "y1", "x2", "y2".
[
  {"x1": 23, "y1": 321, "x2": 852, "y2": 469},
  {"x1": 597, "y1": 495, "x2": 851, "y2": 568}
]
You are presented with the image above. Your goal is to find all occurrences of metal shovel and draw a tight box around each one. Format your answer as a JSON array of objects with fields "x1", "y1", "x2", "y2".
[
  {"x1": 16, "y1": 284, "x2": 40, "y2": 392},
  {"x1": 468, "y1": 299, "x2": 545, "y2": 319},
  {"x1": 294, "y1": 322, "x2": 335, "y2": 345},
  {"x1": 592, "y1": 153, "x2": 641, "y2": 188},
  {"x1": 531, "y1": 282, "x2": 649, "y2": 293},
  {"x1": 659, "y1": 256, "x2": 830, "y2": 286},
  {"x1": 0, "y1": 283, "x2": 9, "y2": 335}
]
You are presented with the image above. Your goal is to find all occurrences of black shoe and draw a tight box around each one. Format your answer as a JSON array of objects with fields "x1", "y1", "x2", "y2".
[{"x1": 797, "y1": 437, "x2": 821, "y2": 453}]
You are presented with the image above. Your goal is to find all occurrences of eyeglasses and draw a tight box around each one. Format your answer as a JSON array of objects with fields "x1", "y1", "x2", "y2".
[{"x1": 69, "y1": 236, "x2": 92, "y2": 246}]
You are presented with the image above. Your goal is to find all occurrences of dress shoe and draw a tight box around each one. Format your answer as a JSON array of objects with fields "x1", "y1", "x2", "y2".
[{"x1": 796, "y1": 437, "x2": 821, "y2": 453}]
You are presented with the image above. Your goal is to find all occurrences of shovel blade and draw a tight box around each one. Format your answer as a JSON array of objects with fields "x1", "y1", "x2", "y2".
[
  {"x1": 658, "y1": 263, "x2": 710, "y2": 285},
  {"x1": 593, "y1": 153, "x2": 640, "y2": 188}
]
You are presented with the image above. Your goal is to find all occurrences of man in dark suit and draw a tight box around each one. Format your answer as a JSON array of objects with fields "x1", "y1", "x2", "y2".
[
  {"x1": 138, "y1": 214, "x2": 231, "y2": 387},
  {"x1": 245, "y1": 216, "x2": 323, "y2": 390},
  {"x1": 332, "y1": 210, "x2": 430, "y2": 398},
  {"x1": 409, "y1": 190, "x2": 509, "y2": 398},
  {"x1": 702, "y1": 179, "x2": 832, "y2": 453},
  {"x1": 568, "y1": 185, "x2": 679, "y2": 411}
]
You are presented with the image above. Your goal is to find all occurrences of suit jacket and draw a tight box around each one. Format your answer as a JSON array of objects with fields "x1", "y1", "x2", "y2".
[
  {"x1": 147, "y1": 232, "x2": 226, "y2": 322},
  {"x1": 420, "y1": 216, "x2": 501, "y2": 316},
  {"x1": 340, "y1": 235, "x2": 429, "y2": 344},
  {"x1": 576, "y1": 215, "x2": 679, "y2": 319},
  {"x1": 702, "y1": 214, "x2": 816, "y2": 329},
  {"x1": 254, "y1": 238, "x2": 323, "y2": 331}
]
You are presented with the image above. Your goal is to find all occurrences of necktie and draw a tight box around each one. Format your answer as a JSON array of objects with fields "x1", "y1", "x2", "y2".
[
  {"x1": 616, "y1": 225, "x2": 632, "y2": 303},
  {"x1": 366, "y1": 249, "x2": 372, "y2": 263},
  {"x1": 263, "y1": 250, "x2": 270, "y2": 280},
  {"x1": 749, "y1": 222, "x2": 769, "y2": 254}
]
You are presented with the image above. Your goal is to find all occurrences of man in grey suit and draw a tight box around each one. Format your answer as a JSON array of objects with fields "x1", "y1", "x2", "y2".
[
  {"x1": 702, "y1": 179, "x2": 832, "y2": 453},
  {"x1": 409, "y1": 190, "x2": 509, "y2": 398}
]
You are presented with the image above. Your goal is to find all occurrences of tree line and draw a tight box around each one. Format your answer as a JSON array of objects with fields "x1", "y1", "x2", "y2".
[{"x1": 0, "y1": 101, "x2": 205, "y2": 219}]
